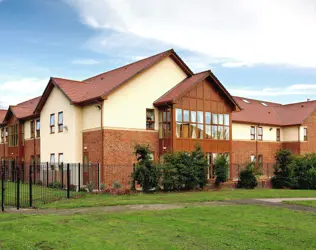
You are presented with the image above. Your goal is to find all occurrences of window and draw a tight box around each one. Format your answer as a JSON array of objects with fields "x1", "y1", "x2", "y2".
[
  {"x1": 146, "y1": 109, "x2": 155, "y2": 130},
  {"x1": 182, "y1": 110, "x2": 190, "y2": 138},
  {"x1": 261, "y1": 102, "x2": 268, "y2": 106},
  {"x1": 58, "y1": 112, "x2": 63, "y2": 132},
  {"x1": 250, "y1": 154, "x2": 256, "y2": 162},
  {"x1": 8, "y1": 124, "x2": 18, "y2": 147},
  {"x1": 257, "y1": 127, "x2": 263, "y2": 141},
  {"x1": 276, "y1": 128, "x2": 280, "y2": 141},
  {"x1": 5, "y1": 127, "x2": 8, "y2": 142},
  {"x1": 50, "y1": 153, "x2": 55, "y2": 167},
  {"x1": 250, "y1": 126, "x2": 255, "y2": 140},
  {"x1": 30, "y1": 120, "x2": 35, "y2": 138},
  {"x1": 190, "y1": 111, "x2": 197, "y2": 139},
  {"x1": 0, "y1": 128, "x2": 4, "y2": 143},
  {"x1": 159, "y1": 109, "x2": 171, "y2": 139},
  {"x1": 176, "y1": 109, "x2": 182, "y2": 138},
  {"x1": 258, "y1": 155, "x2": 263, "y2": 166},
  {"x1": 50, "y1": 114, "x2": 55, "y2": 133},
  {"x1": 304, "y1": 128, "x2": 307, "y2": 141},
  {"x1": 58, "y1": 153, "x2": 63, "y2": 165},
  {"x1": 36, "y1": 120, "x2": 40, "y2": 137},
  {"x1": 242, "y1": 99, "x2": 250, "y2": 103},
  {"x1": 197, "y1": 111, "x2": 203, "y2": 139}
]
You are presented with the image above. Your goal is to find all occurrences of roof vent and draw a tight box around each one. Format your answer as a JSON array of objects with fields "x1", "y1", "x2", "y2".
[
  {"x1": 101, "y1": 77, "x2": 104, "y2": 80},
  {"x1": 242, "y1": 99, "x2": 250, "y2": 104},
  {"x1": 261, "y1": 102, "x2": 268, "y2": 107},
  {"x1": 301, "y1": 104, "x2": 304, "y2": 107}
]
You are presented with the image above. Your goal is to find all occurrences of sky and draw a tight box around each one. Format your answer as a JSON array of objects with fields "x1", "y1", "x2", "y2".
[{"x1": 1, "y1": 0, "x2": 316, "y2": 108}]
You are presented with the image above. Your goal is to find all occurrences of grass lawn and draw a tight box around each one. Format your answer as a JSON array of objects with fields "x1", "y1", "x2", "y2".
[
  {"x1": 1, "y1": 205, "x2": 316, "y2": 249},
  {"x1": 39, "y1": 188, "x2": 316, "y2": 209},
  {"x1": 0, "y1": 181, "x2": 80, "y2": 207},
  {"x1": 284, "y1": 200, "x2": 316, "y2": 207}
]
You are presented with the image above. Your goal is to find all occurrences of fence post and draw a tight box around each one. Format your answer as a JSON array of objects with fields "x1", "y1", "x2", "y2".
[
  {"x1": 97, "y1": 163, "x2": 100, "y2": 191},
  {"x1": 67, "y1": 164, "x2": 70, "y2": 199},
  {"x1": 1, "y1": 164, "x2": 4, "y2": 212},
  {"x1": 16, "y1": 165, "x2": 20, "y2": 210},
  {"x1": 29, "y1": 163, "x2": 33, "y2": 208},
  {"x1": 46, "y1": 162, "x2": 49, "y2": 187},
  {"x1": 78, "y1": 163, "x2": 81, "y2": 192},
  {"x1": 61, "y1": 163, "x2": 64, "y2": 190}
]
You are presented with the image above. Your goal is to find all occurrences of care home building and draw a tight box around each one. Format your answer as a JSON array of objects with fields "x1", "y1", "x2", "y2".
[{"x1": 1, "y1": 49, "x2": 316, "y2": 187}]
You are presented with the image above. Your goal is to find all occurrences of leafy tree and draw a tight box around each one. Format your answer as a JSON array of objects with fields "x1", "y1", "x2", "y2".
[
  {"x1": 132, "y1": 144, "x2": 161, "y2": 192},
  {"x1": 237, "y1": 162, "x2": 258, "y2": 189},
  {"x1": 271, "y1": 149, "x2": 293, "y2": 188},
  {"x1": 214, "y1": 155, "x2": 228, "y2": 186}
]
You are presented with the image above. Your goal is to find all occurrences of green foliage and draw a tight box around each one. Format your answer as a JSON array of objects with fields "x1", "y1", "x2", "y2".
[
  {"x1": 87, "y1": 182, "x2": 94, "y2": 192},
  {"x1": 161, "y1": 145, "x2": 208, "y2": 191},
  {"x1": 271, "y1": 149, "x2": 294, "y2": 189},
  {"x1": 214, "y1": 155, "x2": 228, "y2": 186},
  {"x1": 132, "y1": 144, "x2": 161, "y2": 192},
  {"x1": 237, "y1": 163, "x2": 258, "y2": 189},
  {"x1": 113, "y1": 180, "x2": 122, "y2": 189},
  {"x1": 100, "y1": 183, "x2": 106, "y2": 191},
  {"x1": 47, "y1": 181, "x2": 61, "y2": 189}
]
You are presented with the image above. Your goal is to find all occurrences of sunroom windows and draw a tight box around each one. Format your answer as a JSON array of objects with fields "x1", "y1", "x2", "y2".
[{"x1": 175, "y1": 109, "x2": 230, "y2": 140}]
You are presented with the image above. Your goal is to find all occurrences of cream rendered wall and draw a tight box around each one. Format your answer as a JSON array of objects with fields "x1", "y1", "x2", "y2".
[
  {"x1": 102, "y1": 56, "x2": 188, "y2": 130},
  {"x1": 82, "y1": 104, "x2": 101, "y2": 131},
  {"x1": 24, "y1": 120, "x2": 31, "y2": 139},
  {"x1": 232, "y1": 123, "x2": 280, "y2": 141},
  {"x1": 283, "y1": 126, "x2": 299, "y2": 142},
  {"x1": 40, "y1": 87, "x2": 82, "y2": 163}
]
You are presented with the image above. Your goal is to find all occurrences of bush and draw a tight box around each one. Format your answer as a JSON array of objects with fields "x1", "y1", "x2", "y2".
[
  {"x1": 100, "y1": 183, "x2": 106, "y2": 191},
  {"x1": 237, "y1": 163, "x2": 258, "y2": 189},
  {"x1": 161, "y1": 145, "x2": 208, "y2": 191},
  {"x1": 132, "y1": 144, "x2": 161, "y2": 192},
  {"x1": 271, "y1": 149, "x2": 294, "y2": 189},
  {"x1": 112, "y1": 180, "x2": 122, "y2": 189},
  {"x1": 214, "y1": 155, "x2": 228, "y2": 186},
  {"x1": 69, "y1": 184, "x2": 77, "y2": 192},
  {"x1": 87, "y1": 182, "x2": 94, "y2": 192},
  {"x1": 48, "y1": 181, "x2": 61, "y2": 189}
]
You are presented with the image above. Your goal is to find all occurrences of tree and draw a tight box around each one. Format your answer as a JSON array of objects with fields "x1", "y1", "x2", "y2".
[{"x1": 214, "y1": 154, "x2": 228, "y2": 186}]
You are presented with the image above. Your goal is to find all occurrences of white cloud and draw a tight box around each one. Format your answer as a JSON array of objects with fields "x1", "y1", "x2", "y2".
[
  {"x1": 67, "y1": 0, "x2": 316, "y2": 68},
  {"x1": 229, "y1": 84, "x2": 316, "y2": 98},
  {"x1": 0, "y1": 78, "x2": 48, "y2": 108},
  {"x1": 72, "y1": 59, "x2": 102, "y2": 65}
]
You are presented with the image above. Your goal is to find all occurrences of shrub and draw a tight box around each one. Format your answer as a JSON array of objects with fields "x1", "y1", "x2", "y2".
[
  {"x1": 69, "y1": 184, "x2": 77, "y2": 192},
  {"x1": 112, "y1": 180, "x2": 122, "y2": 189},
  {"x1": 87, "y1": 182, "x2": 94, "y2": 192},
  {"x1": 100, "y1": 183, "x2": 106, "y2": 191},
  {"x1": 271, "y1": 149, "x2": 294, "y2": 189},
  {"x1": 214, "y1": 155, "x2": 228, "y2": 186},
  {"x1": 48, "y1": 181, "x2": 61, "y2": 189},
  {"x1": 132, "y1": 144, "x2": 161, "y2": 192},
  {"x1": 161, "y1": 145, "x2": 208, "y2": 191},
  {"x1": 237, "y1": 163, "x2": 258, "y2": 189}
]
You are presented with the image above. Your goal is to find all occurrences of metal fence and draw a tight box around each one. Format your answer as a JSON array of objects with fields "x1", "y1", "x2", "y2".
[{"x1": 0, "y1": 161, "x2": 100, "y2": 211}]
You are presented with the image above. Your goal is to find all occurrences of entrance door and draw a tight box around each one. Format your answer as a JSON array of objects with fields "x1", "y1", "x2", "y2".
[{"x1": 83, "y1": 153, "x2": 89, "y2": 185}]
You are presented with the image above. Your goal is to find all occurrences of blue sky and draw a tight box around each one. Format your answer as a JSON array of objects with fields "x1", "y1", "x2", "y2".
[{"x1": 0, "y1": 0, "x2": 316, "y2": 108}]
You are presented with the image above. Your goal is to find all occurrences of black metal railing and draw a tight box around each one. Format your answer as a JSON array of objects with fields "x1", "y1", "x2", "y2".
[{"x1": 0, "y1": 161, "x2": 100, "y2": 211}]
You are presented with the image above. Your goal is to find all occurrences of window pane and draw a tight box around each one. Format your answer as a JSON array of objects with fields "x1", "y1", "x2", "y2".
[
  {"x1": 176, "y1": 109, "x2": 182, "y2": 122},
  {"x1": 258, "y1": 127, "x2": 263, "y2": 135},
  {"x1": 182, "y1": 123, "x2": 189, "y2": 138},
  {"x1": 50, "y1": 114, "x2": 55, "y2": 125},
  {"x1": 176, "y1": 122, "x2": 181, "y2": 138},
  {"x1": 159, "y1": 123, "x2": 163, "y2": 138},
  {"x1": 183, "y1": 110, "x2": 189, "y2": 122},
  {"x1": 58, "y1": 112, "x2": 63, "y2": 124},
  {"x1": 218, "y1": 114, "x2": 224, "y2": 125},
  {"x1": 224, "y1": 114, "x2": 229, "y2": 126},
  {"x1": 212, "y1": 125, "x2": 218, "y2": 139},
  {"x1": 197, "y1": 124, "x2": 204, "y2": 139},
  {"x1": 218, "y1": 126, "x2": 224, "y2": 140},
  {"x1": 58, "y1": 154, "x2": 64, "y2": 164},
  {"x1": 251, "y1": 126, "x2": 255, "y2": 134},
  {"x1": 36, "y1": 120, "x2": 40, "y2": 130},
  {"x1": 190, "y1": 124, "x2": 197, "y2": 139},
  {"x1": 197, "y1": 111, "x2": 203, "y2": 123},
  {"x1": 212, "y1": 114, "x2": 218, "y2": 124},
  {"x1": 205, "y1": 112, "x2": 211, "y2": 125},
  {"x1": 206, "y1": 125, "x2": 211, "y2": 139},
  {"x1": 146, "y1": 109, "x2": 154, "y2": 122},
  {"x1": 163, "y1": 112, "x2": 166, "y2": 122},
  {"x1": 50, "y1": 154, "x2": 55, "y2": 164},
  {"x1": 224, "y1": 126, "x2": 230, "y2": 140},
  {"x1": 191, "y1": 111, "x2": 197, "y2": 122},
  {"x1": 167, "y1": 111, "x2": 171, "y2": 122}
]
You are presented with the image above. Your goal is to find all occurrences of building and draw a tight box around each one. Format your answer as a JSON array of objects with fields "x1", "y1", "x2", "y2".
[{"x1": 1, "y1": 49, "x2": 316, "y2": 186}]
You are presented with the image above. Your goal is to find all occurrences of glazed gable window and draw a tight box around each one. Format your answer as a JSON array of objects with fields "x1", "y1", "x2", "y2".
[
  {"x1": 58, "y1": 112, "x2": 63, "y2": 132},
  {"x1": 8, "y1": 124, "x2": 18, "y2": 147},
  {"x1": 50, "y1": 114, "x2": 55, "y2": 133}
]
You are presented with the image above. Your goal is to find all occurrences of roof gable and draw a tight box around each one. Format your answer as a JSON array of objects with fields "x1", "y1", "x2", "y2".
[
  {"x1": 154, "y1": 70, "x2": 241, "y2": 111},
  {"x1": 0, "y1": 109, "x2": 7, "y2": 125},
  {"x1": 35, "y1": 49, "x2": 193, "y2": 113}
]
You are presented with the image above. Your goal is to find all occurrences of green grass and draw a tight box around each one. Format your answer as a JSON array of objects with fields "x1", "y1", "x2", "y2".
[
  {"x1": 284, "y1": 200, "x2": 316, "y2": 207},
  {"x1": 1, "y1": 205, "x2": 316, "y2": 249},
  {"x1": 0, "y1": 181, "x2": 81, "y2": 207},
  {"x1": 40, "y1": 188, "x2": 316, "y2": 209}
]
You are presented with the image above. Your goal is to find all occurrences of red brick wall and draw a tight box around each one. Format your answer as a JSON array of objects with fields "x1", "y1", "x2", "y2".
[
  {"x1": 300, "y1": 110, "x2": 316, "y2": 154},
  {"x1": 282, "y1": 142, "x2": 300, "y2": 154},
  {"x1": 83, "y1": 128, "x2": 159, "y2": 187},
  {"x1": 24, "y1": 139, "x2": 40, "y2": 164}
]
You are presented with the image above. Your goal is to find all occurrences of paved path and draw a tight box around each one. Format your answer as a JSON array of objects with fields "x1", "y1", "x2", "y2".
[{"x1": 3, "y1": 198, "x2": 316, "y2": 215}]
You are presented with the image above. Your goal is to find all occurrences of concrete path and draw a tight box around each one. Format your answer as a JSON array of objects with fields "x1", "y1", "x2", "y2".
[{"x1": 3, "y1": 198, "x2": 316, "y2": 215}]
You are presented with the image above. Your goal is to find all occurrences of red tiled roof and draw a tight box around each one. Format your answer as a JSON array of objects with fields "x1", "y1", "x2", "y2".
[
  {"x1": 7, "y1": 96, "x2": 41, "y2": 121},
  {"x1": 0, "y1": 109, "x2": 6, "y2": 124},
  {"x1": 232, "y1": 96, "x2": 316, "y2": 126},
  {"x1": 154, "y1": 71, "x2": 210, "y2": 105},
  {"x1": 47, "y1": 49, "x2": 193, "y2": 105}
]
